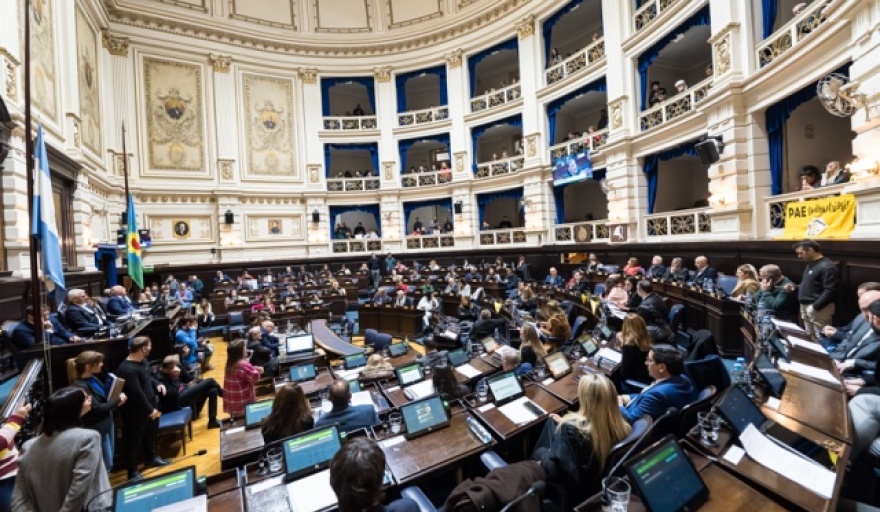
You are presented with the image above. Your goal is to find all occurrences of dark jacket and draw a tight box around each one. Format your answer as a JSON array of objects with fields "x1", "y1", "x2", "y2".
[
  {"x1": 261, "y1": 415, "x2": 314, "y2": 445},
  {"x1": 534, "y1": 419, "x2": 605, "y2": 500},
  {"x1": 65, "y1": 304, "x2": 102, "y2": 336},
  {"x1": 619, "y1": 344, "x2": 651, "y2": 385},
  {"x1": 73, "y1": 376, "x2": 121, "y2": 437},
  {"x1": 663, "y1": 266, "x2": 690, "y2": 283},
  {"x1": 470, "y1": 318, "x2": 507, "y2": 341},
  {"x1": 117, "y1": 359, "x2": 159, "y2": 419},
  {"x1": 10, "y1": 321, "x2": 66, "y2": 350},
  {"x1": 106, "y1": 296, "x2": 134, "y2": 320},
  {"x1": 154, "y1": 367, "x2": 195, "y2": 413},
  {"x1": 646, "y1": 264, "x2": 667, "y2": 279},
  {"x1": 445, "y1": 461, "x2": 545, "y2": 512},
  {"x1": 753, "y1": 276, "x2": 800, "y2": 320},
  {"x1": 830, "y1": 318, "x2": 880, "y2": 371},
  {"x1": 314, "y1": 404, "x2": 378, "y2": 433},
  {"x1": 640, "y1": 293, "x2": 669, "y2": 320},
  {"x1": 691, "y1": 267, "x2": 718, "y2": 284},
  {"x1": 797, "y1": 256, "x2": 839, "y2": 311}
]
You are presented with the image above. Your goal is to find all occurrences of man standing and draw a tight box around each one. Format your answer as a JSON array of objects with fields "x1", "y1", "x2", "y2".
[
  {"x1": 368, "y1": 253, "x2": 382, "y2": 289},
  {"x1": 188, "y1": 274, "x2": 204, "y2": 300},
  {"x1": 117, "y1": 337, "x2": 169, "y2": 479},
  {"x1": 788, "y1": 240, "x2": 839, "y2": 339}
]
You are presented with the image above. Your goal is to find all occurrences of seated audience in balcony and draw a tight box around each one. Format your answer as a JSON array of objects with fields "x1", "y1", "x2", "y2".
[
  {"x1": 705, "y1": 64, "x2": 714, "y2": 77},
  {"x1": 675, "y1": 80, "x2": 688, "y2": 93},
  {"x1": 353, "y1": 222, "x2": 366, "y2": 237},
  {"x1": 353, "y1": 104, "x2": 364, "y2": 116},
  {"x1": 822, "y1": 160, "x2": 851, "y2": 186},
  {"x1": 623, "y1": 257, "x2": 644, "y2": 277},
  {"x1": 442, "y1": 218, "x2": 453, "y2": 233},
  {"x1": 498, "y1": 216, "x2": 513, "y2": 229},
  {"x1": 412, "y1": 217, "x2": 423, "y2": 233},
  {"x1": 731, "y1": 264, "x2": 760, "y2": 300},
  {"x1": 648, "y1": 81, "x2": 666, "y2": 107},
  {"x1": 799, "y1": 165, "x2": 822, "y2": 191}
]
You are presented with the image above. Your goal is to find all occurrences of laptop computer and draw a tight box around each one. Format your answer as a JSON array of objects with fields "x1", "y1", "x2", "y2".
[
  {"x1": 281, "y1": 425, "x2": 343, "y2": 482},
  {"x1": 289, "y1": 363, "x2": 317, "y2": 383},
  {"x1": 400, "y1": 395, "x2": 451, "y2": 440},
  {"x1": 344, "y1": 352, "x2": 368, "y2": 370},
  {"x1": 388, "y1": 342, "x2": 409, "y2": 357},
  {"x1": 114, "y1": 466, "x2": 198, "y2": 512},
  {"x1": 396, "y1": 363, "x2": 435, "y2": 401},
  {"x1": 625, "y1": 436, "x2": 709, "y2": 512},
  {"x1": 544, "y1": 351, "x2": 572, "y2": 379},
  {"x1": 486, "y1": 370, "x2": 526, "y2": 406},
  {"x1": 755, "y1": 353, "x2": 787, "y2": 398},
  {"x1": 285, "y1": 334, "x2": 315, "y2": 355},
  {"x1": 447, "y1": 348, "x2": 470, "y2": 367},
  {"x1": 767, "y1": 333, "x2": 791, "y2": 363},
  {"x1": 244, "y1": 399, "x2": 274, "y2": 429}
]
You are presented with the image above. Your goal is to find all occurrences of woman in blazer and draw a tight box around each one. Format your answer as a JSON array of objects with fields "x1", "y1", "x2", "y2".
[{"x1": 68, "y1": 351, "x2": 126, "y2": 472}]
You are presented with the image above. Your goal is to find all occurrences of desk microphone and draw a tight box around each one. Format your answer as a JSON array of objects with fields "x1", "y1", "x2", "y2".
[
  {"x1": 601, "y1": 407, "x2": 679, "y2": 507},
  {"x1": 499, "y1": 480, "x2": 545, "y2": 512}
]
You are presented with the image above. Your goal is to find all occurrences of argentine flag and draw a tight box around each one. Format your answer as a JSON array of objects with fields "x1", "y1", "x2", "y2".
[{"x1": 31, "y1": 125, "x2": 66, "y2": 304}]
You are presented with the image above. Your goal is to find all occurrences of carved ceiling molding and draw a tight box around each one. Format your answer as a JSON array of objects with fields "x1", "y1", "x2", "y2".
[
  {"x1": 102, "y1": 32, "x2": 130, "y2": 57},
  {"x1": 209, "y1": 53, "x2": 232, "y2": 73},
  {"x1": 136, "y1": 195, "x2": 217, "y2": 204},
  {"x1": 298, "y1": 68, "x2": 318, "y2": 84},
  {"x1": 101, "y1": 0, "x2": 533, "y2": 57},
  {"x1": 445, "y1": 49, "x2": 462, "y2": 68},
  {"x1": 240, "y1": 196, "x2": 300, "y2": 205}
]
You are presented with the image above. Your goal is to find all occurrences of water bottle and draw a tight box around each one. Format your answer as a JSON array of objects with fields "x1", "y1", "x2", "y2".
[{"x1": 732, "y1": 357, "x2": 745, "y2": 385}]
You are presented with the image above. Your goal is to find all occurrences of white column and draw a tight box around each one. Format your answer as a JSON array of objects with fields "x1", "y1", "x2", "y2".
[
  {"x1": 101, "y1": 33, "x2": 134, "y2": 174},
  {"x1": 298, "y1": 68, "x2": 324, "y2": 191},
  {"x1": 516, "y1": 15, "x2": 543, "y2": 169},
  {"x1": 445, "y1": 50, "x2": 470, "y2": 183},
  {"x1": 210, "y1": 54, "x2": 237, "y2": 187},
  {"x1": 374, "y1": 67, "x2": 398, "y2": 189},
  {"x1": 602, "y1": 0, "x2": 636, "y2": 139},
  {"x1": 57, "y1": 0, "x2": 79, "y2": 156},
  {"x1": 605, "y1": 150, "x2": 644, "y2": 240},
  {"x1": 709, "y1": 0, "x2": 758, "y2": 86}
]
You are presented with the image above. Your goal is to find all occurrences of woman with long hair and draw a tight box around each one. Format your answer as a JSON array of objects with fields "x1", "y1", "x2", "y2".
[
  {"x1": 624, "y1": 276, "x2": 642, "y2": 310},
  {"x1": 196, "y1": 298, "x2": 214, "y2": 330},
  {"x1": 261, "y1": 383, "x2": 314, "y2": 444},
  {"x1": 540, "y1": 300, "x2": 571, "y2": 348},
  {"x1": 223, "y1": 339, "x2": 263, "y2": 418},
  {"x1": 360, "y1": 354, "x2": 394, "y2": 382},
  {"x1": 519, "y1": 324, "x2": 548, "y2": 366},
  {"x1": 67, "y1": 351, "x2": 127, "y2": 472},
  {"x1": 731, "y1": 264, "x2": 760, "y2": 300},
  {"x1": 532, "y1": 374, "x2": 631, "y2": 500},
  {"x1": 605, "y1": 275, "x2": 628, "y2": 309},
  {"x1": 432, "y1": 364, "x2": 470, "y2": 401},
  {"x1": 617, "y1": 314, "x2": 653, "y2": 389},
  {"x1": 516, "y1": 285, "x2": 538, "y2": 315},
  {"x1": 12, "y1": 387, "x2": 111, "y2": 511}
]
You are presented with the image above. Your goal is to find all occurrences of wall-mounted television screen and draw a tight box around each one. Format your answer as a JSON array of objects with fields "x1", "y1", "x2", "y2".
[{"x1": 552, "y1": 150, "x2": 592, "y2": 186}]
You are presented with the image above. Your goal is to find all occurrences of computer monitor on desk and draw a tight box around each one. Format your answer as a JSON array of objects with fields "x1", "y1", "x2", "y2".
[
  {"x1": 281, "y1": 425, "x2": 342, "y2": 481},
  {"x1": 114, "y1": 466, "x2": 197, "y2": 512},
  {"x1": 625, "y1": 436, "x2": 709, "y2": 512},
  {"x1": 285, "y1": 334, "x2": 315, "y2": 355},
  {"x1": 244, "y1": 399, "x2": 274, "y2": 429}
]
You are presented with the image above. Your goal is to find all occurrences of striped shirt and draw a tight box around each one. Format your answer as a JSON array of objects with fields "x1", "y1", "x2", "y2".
[{"x1": 0, "y1": 414, "x2": 25, "y2": 480}]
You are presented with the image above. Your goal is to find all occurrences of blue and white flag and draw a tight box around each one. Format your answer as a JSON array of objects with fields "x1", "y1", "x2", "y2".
[{"x1": 31, "y1": 125, "x2": 66, "y2": 304}]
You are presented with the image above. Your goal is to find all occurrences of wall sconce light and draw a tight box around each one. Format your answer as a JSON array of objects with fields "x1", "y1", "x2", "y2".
[
  {"x1": 210, "y1": 247, "x2": 217, "y2": 255},
  {"x1": 312, "y1": 209, "x2": 320, "y2": 224},
  {"x1": 848, "y1": 157, "x2": 879, "y2": 179},
  {"x1": 224, "y1": 210, "x2": 234, "y2": 225}
]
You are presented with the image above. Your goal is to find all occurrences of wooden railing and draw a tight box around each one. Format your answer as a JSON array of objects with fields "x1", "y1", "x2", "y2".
[
  {"x1": 322, "y1": 116, "x2": 378, "y2": 131},
  {"x1": 634, "y1": 0, "x2": 681, "y2": 32},
  {"x1": 331, "y1": 239, "x2": 383, "y2": 254},
  {"x1": 766, "y1": 183, "x2": 846, "y2": 230},
  {"x1": 757, "y1": 0, "x2": 832, "y2": 68},
  {"x1": 479, "y1": 228, "x2": 528, "y2": 246},
  {"x1": 401, "y1": 169, "x2": 453, "y2": 188},
  {"x1": 646, "y1": 207, "x2": 712, "y2": 237},
  {"x1": 474, "y1": 155, "x2": 525, "y2": 179},
  {"x1": 545, "y1": 38, "x2": 606, "y2": 86},
  {"x1": 397, "y1": 106, "x2": 449, "y2": 127},
  {"x1": 326, "y1": 177, "x2": 381, "y2": 192},
  {"x1": 639, "y1": 77, "x2": 712, "y2": 132},
  {"x1": 470, "y1": 83, "x2": 521, "y2": 113},
  {"x1": 553, "y1": 221, "x2": 611, "y2": 243},
  {"x1": 548, "y1": 129, "x2": 609, "y2": 162},
  {"x1": 405, "y1": 234, "x2": 456, "y2": 250}
]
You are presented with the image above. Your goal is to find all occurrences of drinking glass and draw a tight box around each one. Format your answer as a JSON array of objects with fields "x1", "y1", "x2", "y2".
[
  {"x1": 266, "y1": 447, "x2": 283, "y2": 473},
  {"x1": 476, "y1": 381, "x2": 489, "y2": 402},
  {"x1": 604, "y1": 477, "x2": 630, "y2": 512},
  {"x1": 389, "y1": 412, "x2": 403, "y2": 434},
  {"x1": 698, "y1": 411, "x2": 721, "y2": 445}
]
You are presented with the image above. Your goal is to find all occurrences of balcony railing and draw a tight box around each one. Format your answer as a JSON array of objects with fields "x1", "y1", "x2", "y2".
[
  {"x1": 646, "y1": 207, "x2": 712, "y2": 237},
  {"x1": 545, "y1": 39, "x2": 606, "y2": 86},
  {"x1": 639, "y1": 78, "x2": 712, "y2": 132},
  {"x1": 634, "y1": 0, "x2": 681, "y2": 32},
  {"x1": 406, "y1": 234, "x2": 456, "y2": 250},
  {"x1": 479, "y1": 228, "x2": 528, "y2": 246},
  {"x1": 549, "y1": 130, "x2": 609, "y2": 162},
  {"x1": 474, "y1": 155, "x2": 525, "y2": 179},
  {"x1": 331, "y1": 239, "x2": 383, "y2": 254},
  {"x1": 756, "y1": 0, "x2": 832, "y2": 68},
  {"x1": 553, "y1": 221, "x2": 610, "y2": 243},
  {"x1": 398, "y1": 106, "x2": 449, "y2": 127},
  {"x1": 322, "y1": 116, "x2": 378, "y2": 131},
  {"x1": 470, "y1": 83, "x2": 521, "y2": 113},
  {"x1": 326, "y1": 177, "x2": 381, "y2": 192},
  {"x1": 766, "y1": 183, "x2": 846, "y2": 230},
  {"x1": 401, "y1": 169, "x2": 453, "y2": 188}
]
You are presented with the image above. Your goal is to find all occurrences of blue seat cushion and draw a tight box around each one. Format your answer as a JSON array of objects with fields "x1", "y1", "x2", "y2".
[{"x1": 159, "y1": 407, "x2": 192, "y2": 428}]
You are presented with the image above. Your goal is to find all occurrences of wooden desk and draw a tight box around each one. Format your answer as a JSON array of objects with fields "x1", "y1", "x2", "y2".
[
  {"x1": 388, "y1": 349, "x2": 420, "y2": 369},
  {"x1": 358, "y1": 305, "x2": 423, "y2": 339},
  {"x1": 274, "y1": 369, "x2": 335, "y2": 396},
  {"x1": 777, "y1": 371, "x2": 851, "y2": 443},
  {"x1": 219, "y1": 426, "x2": 265, "y2": 471},
  {"x1": 310, "y1": 319, "x2": 362, "y2": 356},
  {"x1": 467, "y1": 384, "x2": 567, "y2": 441},
  {"x1": 206, "y1": 489, "x2": 244, "y2": 512},
  {"x1": 378, "y1": 411, "x2": 493, "y2": 485}
]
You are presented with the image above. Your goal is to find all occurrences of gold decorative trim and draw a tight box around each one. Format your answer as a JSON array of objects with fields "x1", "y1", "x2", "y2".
[
  {"x1": 155, "y1": 0, "x2": 208, "y2": 11},
  {"x1": 298, "y1": 67, "x2": 318, "y2": 84},
  {"x1": 101, "y1": 32, "x2": 130, "y2": 57},
  {"x1": 515, "y1": 14, "x2": 534, "y2": 39},
  {"x1": 374, "y1": 66, "x2": 391, "y2": 83},
  {"x1": 209, "y1": 53, "x2": 232, "y2": 73},
  {"x1": 454, "y1": 151, "x2": 466, "y2": 173},
  {"x1": 524, "y1": 133, "x2": 539, "y2": 158},
  {"x1": 137, "y1": 195, "x2": 216, "y2": 204},
  {"x1": 229, "y1": 0, "x2": 297, "y2": 30},
  {"x1": 218, "y1": 159, "x2": 235, "y2": 180},
  {"x1": 608, "y1": 97, "x2": 625, "y2": 130},
  {"x1": 387, "y1": 0, "x2": 442, "y2": 29},
  {"x1": 445, "y1": 49, "x2": 462, "y2": 69},
  {"x1": 308, "y1": 164, "x2": 321, "y2": 183},
  {"x1": 314, "y1": 0, "x2": 371, "y2": 33},
  {"x1": 68, "y1": 113, "x2": 82, "y2": 148},
  {"x1": 382, "y1": 161, "x2": 395, "y2": 181},
  {"x1": 4, "y1": 60, "x2": 16, "y2": 99},
  {"x1": 713, "y1": 33, "x2": 731, "y2": 76}
]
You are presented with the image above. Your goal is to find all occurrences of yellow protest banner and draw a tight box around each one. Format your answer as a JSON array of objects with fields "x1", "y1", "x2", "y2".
[{"x1": 777, "y1": 193, "x2": 856, "y2": 240}]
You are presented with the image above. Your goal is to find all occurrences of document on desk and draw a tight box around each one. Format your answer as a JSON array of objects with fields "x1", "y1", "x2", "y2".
[
  {"x1": 778, "y1": 361, "x2": 840, "y2": 386},
  {"x1": 155, "y1": 495, "x2": 207, "y2": 512},
  {"x1": 334, "y1": 368, "x2": 363, "y2": 381},
  {"x1": 595, "y1": 348, "x2": 622, "y2": 364},
  {"x1": 351, "y1": 390, "x2": 376, "y2": 410},
  {"x1": 771, "y1": 318, "x2": 807, "y2": 335},
  {"x1": 787, "y1": 336, "x2": 827, "y2": 354},
  {"x1": 287, "y1": 469, "x2": 337, "y2": 512},
  {"x1": 455, "y1": 363, "x2": 482, "y2": 379},
  {"x1": 498, "y1": 396, "x2": 540, "y2": 426},
  {"x1": 740, "y1": 424, "x2": 835, "y2": 499}
]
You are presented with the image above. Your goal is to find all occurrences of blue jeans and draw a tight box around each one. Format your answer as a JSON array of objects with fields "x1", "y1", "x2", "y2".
[
  {"x1": 102, "y1": 418, "x2": 116, "y2": 471},
  {"x1": 0, "y1": 476, "x2": 14, "y2": 512}
]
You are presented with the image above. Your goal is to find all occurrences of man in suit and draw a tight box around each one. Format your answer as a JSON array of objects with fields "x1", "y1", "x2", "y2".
[
  {"x1": 544, "y1": 267, "x2": 564, "y2": 288},
  {"x1": 823, "y1": 283, "x2": 880, "y2": 350},
  {"x1": 619, "y1": 344, "x2": 696, "y2": 424},
  {"x1": 315, "y1": 379, "x2": 379, "y2": 433},
  {"x1": 393, "y1": 289, "x2": 411, "y2": 308},
  {"x1": 329, "y1": 437, "x2": 419, "y2": 512},
  {"x1": 636, "y1": 280, "x2": 669, "y2": 320},
  {"x1": 105, "y1": 285, "x2": 135, "y2": 321},
  {"x1": 11, "y1": 306, "x2": 74, "y2": 349},
  {"x1": 832, "y1": 294, "x2": 880, "y2": 374},
  {"x1": 662, "y1": 257, "x2": 689, "y2": 283},
  {"x1": 417, "y1": 336, "x2": 448, "y2": 368},
  {"x1": 645, "y1": 255, "x2": 667, "y2": 279},
  {"x1": 690, "y1": 256, "x2": 718, "y2": 286},
  {"x1": 469, "y1": 309, "x2": 507, "y2": 343},
  {"x1": 65, "y1": 288, "x2": 104, "y2": 336}
]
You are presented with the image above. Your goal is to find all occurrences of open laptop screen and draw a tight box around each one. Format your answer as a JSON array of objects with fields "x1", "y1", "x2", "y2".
[
  {"x1": 245, "y1": 399, "x2": 274, "y2": 427},
  {"x1": 544, "y1": 352, "x2": 571, "y2": 379},
  {"x1": 755, "y1": 353, "x2": 786, "y2": 398},
  {"x1": 114, "y1": 467, "x2": 196, "y2": 512},
  {"x1": 289, "y1": 363, "x2": 316, "y2": 383},
  {"x1": 447, "y1": 348, "x2": 469, "y2": 367},
  {"x1": 344, "y1": 352, "x2": 368, "y2": 369},
  {"x1": 395, "y1": 363, "x2": 424, "y2": 386},
  {"x1": 626, "y1": 436, "x2": 709, "y2": 512},
  {"x1": 401, "y1": 395, "x2": 449, "y2": 438},
  {"x1": 487, "y1": 371, "x2": 525, "y2": 405},
  {"x1": 286, "y1": 334, "x2": 314, "y2": 355},
  {"x1": 282, "y1": 426, "x2": 342, "y2": 481},
  {"x1": 388, "y1": 342, "x2": 408, "y2": 357}
]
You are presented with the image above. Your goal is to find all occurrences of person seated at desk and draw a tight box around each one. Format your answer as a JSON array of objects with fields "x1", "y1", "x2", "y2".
[
  {"x1": 12, "y1": 306, "x2": 77, "y2": 349},
  {"x1": 753, "y1": 264, "x2": 800, "y2": 322},
  {"x1": 823, "y1": 283, "x2": 880, "y2": 351},
  {"x1": 662, "y1": 257, "x2": 689, "y2": 283},
  {"x1": 361, "y1": 354, "x2": 394, "y2": 381},
  {"x1": 315, "y1": 379, "x2": 379, "y2": 433},
  {"x1": 458, "y1": 296, "x2": 479, "y2": 322},
  {"x1": 64, "y1": 288, "x2": 104, "y2": 337},
  {"x1": 433, "y1": 363, "x2": 470, "y2": 400},
  {"x1": 616, "y1": 314, "x2": 652, "y2": 391},
  {"x1": 483, "y1": 267, "x2": 503, "y2": 283},
  {"x1": 499, "y1": 346, "x2": 531, "y2": 376},
  {"x1": 540, "y1": 300, "x2": 570, "y2": 344},
  {"x1": 544, "y1": 267, "x2": 564, "y2": 288},
  {"x1": 417, "y1": 291, "x2": 441, "y2": 330},
  {"x1": 417, "y1": 336, "x2": 448, "y2": 368},
  {"x1": 623, "y1": 276, "x2": 642, "y2": 310},
  {"x1": 392, "y1": 289, "x2": 412, "y2": 308},
  {"x1": 519, "y1": 324, "x2": 547, "y2": 367},
  {"x1": 175, "y1": 283, "x2": 194, "y2": 309},
  {"x1": 645, "y1": 255, "x2": 666, "y2": 279},
  {"x1": 622, "y1": 257, "x2": 644, "y2": 277},
  {"x1": 442, "y1": 277, "x2": 459, "y2": 295},
  {"x1": 330, "y1": 437, "x2": 419, "y2": 512},
  {"x1": 214, "y1": 270, "x2": 232, "y2": 284},
  {"x1": 327, "y1": 280, "x2": 347, "y2": 297},
  {"x1": 532, "y1": 374, "x2": 631, "y2": 500},
  {"x1": 419, "y1": 280, "x2": 434, "y2": 295},
  {"x1": 831, "y1": 294, "x2": 880, "y2": 376},
  {"x1": 690, "y1": 256, "x2": 718, "y2": 287},
  {"x1": 635, "y1": 280, "x2": 668, "y2": 320},
  {"x1": 155, "y1": 355, "x2": 223, "y2": 429},
  {"x1": 261, "y1": 383, "x2": 314, "y2": 445},
  {"x1": 195, "y1": 298, "x2": 214, "y2": 331},
  {"x1": 515, "y1": 286, "x2": 538, "y2": 316},
  {"x1": 731, "y1": 264, "x2": 760, "y2": 300},
  {"x1": 246, "y1": 327, "x2": 278, "y2": 376},
  {"x1": 604, "y1": 275, "x2": 628, "y2": 309},
  {"x1": 470, "y1": 309, "x2": 507, "y2": 345},
  {"x1": 464, "y1": 266, "x2": 482, "y2": 282},
  {"x1": 565, "y1": 270, "x2": 587, "y2": 293},
  {"x1": 260, "y1": 321, "x2": 282, "y2": 356},
  {"x1": 223, "y1": 339, "x2": 263, "y2": 418},
  {"x1": 618, "y1": 344, "x2": 696, "y2": 424},
  {"x1": 504, "y1": 268, "x2": 520, "y2": 292},
  {"x1": 637, "y1": 305, "x2": 675, "y2": 345},
  {"x1": 105, "y1": 285, "x2": 135, "y2": 320},
  {"x1": 372, "y1": 288, "x2": 392, "y2": 305},
  {"x1": 251, "y1": 296, "x2": 276, "y2": 315},
  {"x1": 584, "y1": 253, "x2": 604, "y2": 274}
]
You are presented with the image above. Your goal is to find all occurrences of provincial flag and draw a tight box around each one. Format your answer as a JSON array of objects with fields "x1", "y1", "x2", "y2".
[{"x1": 126, "y1": 193, "x2": 144, "y2": 289}]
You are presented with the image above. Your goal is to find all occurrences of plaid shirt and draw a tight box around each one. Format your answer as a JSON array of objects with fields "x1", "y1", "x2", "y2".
[{"x1": 223, "y1": 361, "x2": 260, "y2": 417}]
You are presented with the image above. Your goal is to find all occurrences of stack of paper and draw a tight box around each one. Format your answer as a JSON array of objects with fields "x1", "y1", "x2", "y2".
[
  {"x1": 771, "y1": 318, "x2": 807, "y2": 335},
  {"x1": 455, "y1": 363, "x2": 482, "y2": 379},
  {"x1": 334, "y1": 367, "x2": 363, "y2": 381},
  {"x1": 787, "y1": 336, "x2": 828, "y2": 355},
  {"x1": 351, "y1": 390, "x2": 376, "y2": 410},
  {"x1": 288, "y1": 470, "x2": 337, "y2": 512},
  {"x1": 778, "y1": 361, "x2": 840, "y2": 386},
  {"x1": 498, "y1": 396, "x2": 542, "y2": 425}
]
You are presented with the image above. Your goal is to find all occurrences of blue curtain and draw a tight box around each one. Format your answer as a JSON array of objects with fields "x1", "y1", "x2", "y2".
[
  {"x1": 762, "y1": 0, "x2": 777, "y2": 39},
  {"x1": 643, "y1": 142, "x2": 699, "y2": 214},
  {"x1": 395, "y1": 65, "x2": 448, "y2": 112},
  {"x1": 329, "y1": 204, "x2": 381, "y2": 236},
  {"x1": 398, "y1": 134, "x2": 451, "y2": 172},
  {"x1": 553, "y1": 169, "x2": 606, "y2": 224},
  {"x1": 324, "y1": 143, "x2": 380, "y2": 176},
  {"x1": 542, "y1": 0, "x2": 585, "y2": 65},
  {"x1": 471, "y1": 115, "x2": 523, "y2": 172},
  {"x1": 403, "y1": 198, "x2": 453, "y2": 226},
  {"x1": 637, "y1": 5, "x2": 711, "y2": 110},
  {"x1": 468, "y1": 38, "x2": 519, "y2": 97},
  {"x1": 320, "y1": 77, "x2": 376, "y2": 116},
  {"x1": 546, "y1": 78, "x2": 607, "y2": 144},
  {"x1": 477, "y1": 187, "x2": 523, "y2": 228},
  {"x1": 765, "y1": 63, "x2": 849, "y2": 195}
]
